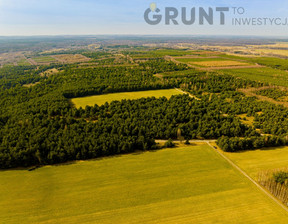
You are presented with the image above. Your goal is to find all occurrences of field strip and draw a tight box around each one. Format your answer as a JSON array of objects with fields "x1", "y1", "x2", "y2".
[
  {"x1": 206, "y1": 142, "x2": 288, "y2": 213},
  {"x1": 165, "y1": 55, "x2": 264, "y2": 71},
  {"x1": 173, "y1": 56, "x2": 221, "y2": 59},
  {"x1": 202, "y1": 65, "x2": 264, "y2": 70}
]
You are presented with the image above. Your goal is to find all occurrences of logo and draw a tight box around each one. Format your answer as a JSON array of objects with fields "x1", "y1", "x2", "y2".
[
  {"x1": 144, "y1": 3, "x2": 288, "y2": 27},
  {"x1": 144, "y1": 3, "x2": 229, "y2": 26}
]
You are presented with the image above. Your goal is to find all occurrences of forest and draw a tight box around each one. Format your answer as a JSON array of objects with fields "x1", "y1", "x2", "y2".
[{"x1": 1, "y1": 53, "x2": 288, "y2": 168}]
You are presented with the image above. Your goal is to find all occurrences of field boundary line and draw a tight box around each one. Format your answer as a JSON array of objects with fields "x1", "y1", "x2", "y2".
[{"x1": 206, "y1": 142, "x2": 288, "y2": 213}]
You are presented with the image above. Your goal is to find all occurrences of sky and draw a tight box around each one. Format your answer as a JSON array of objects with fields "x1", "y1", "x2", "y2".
[{"x1": 0, "y1": 0, "x2": 288, "y2": 36}]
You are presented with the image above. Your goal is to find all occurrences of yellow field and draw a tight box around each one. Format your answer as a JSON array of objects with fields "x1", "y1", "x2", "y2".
[
  {"x1": 191, "y1": 60, "x2": 250, "y2": 67},
  {"x1": 224, "y1": 146, "x2": 288, "y2": 178},
  {"x1": 1, "y1": 144, "x2": 288, "y2": 223},
  {"x1": 71, "y1": 89, "x2": 182, "y2": 108}
]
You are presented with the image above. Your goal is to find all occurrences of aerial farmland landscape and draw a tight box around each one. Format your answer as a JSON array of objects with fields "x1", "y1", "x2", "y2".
[{"x1": 2, "y1": 0, "x2": 288, "y2": 223}]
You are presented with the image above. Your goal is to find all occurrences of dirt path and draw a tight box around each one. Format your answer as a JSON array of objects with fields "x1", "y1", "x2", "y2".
[
  {"x1": 156, "y1": 138, "x2": 288, "y2": 211},
  {"x1": 26, "y1": 57, "x2": 37, "y2": 66},
  {"x1": 174, "y1": 88, "x2": 201, "y2": 100},
  {"x1": 206, "y1": 142, "x2": 288, "y2": 213}
]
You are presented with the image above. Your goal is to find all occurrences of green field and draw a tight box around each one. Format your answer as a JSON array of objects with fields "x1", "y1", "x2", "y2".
[
  {"x1": 71, "y1": 89, "x2": 182, "y2": 108},
  {"x1": 32, "y1": 56, "x2": 57, "y2": 63},
  {"x1": 224, "y1": 146, "x2": 288, "y2": 178},
  {"x1": 1, "y1": 144, "x2": 288, "y2": 224},
  {"x1": 221, "y1": 67, "x2": 288, "y2": 87},
  {"x1": 128, "y1": 49, "x2": 195, "y2": 59},
  {"x1": 176, "y1": 57, "x2": 229, "y2": 63}
]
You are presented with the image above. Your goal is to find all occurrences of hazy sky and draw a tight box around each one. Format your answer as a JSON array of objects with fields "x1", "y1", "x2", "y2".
[{"x1": 0, "y1": 0, "x2": 288, "y2": 36}]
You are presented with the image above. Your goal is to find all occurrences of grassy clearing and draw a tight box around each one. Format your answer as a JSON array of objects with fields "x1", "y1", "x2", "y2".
[
  {"x1": 237, "y1": 114, "x2": 255, "y2": 126},
  {"x1": 221, "y1": 67, "x2": 288, "y2": 87},
  {"x1": 1, "y1": 144, "x2": 288, "y2": 223},
  {"x1": 71, "y1": 89, "x2": 182, "y2": 108},
  {"x1": 32, "y1": 56, "x2": 57, "y2": 63}
]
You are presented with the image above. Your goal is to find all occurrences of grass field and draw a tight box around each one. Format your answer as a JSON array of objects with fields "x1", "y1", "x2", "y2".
[
  {"x1": 1, "y1": 144, "x2": 288, "y2": 224},
  {"x1": 192, "y1": 60, "x2": 249, "y2": 67},
  {"x1": 176, "y1": 57, "x2": 227, "y2": 63},
  {"x1": 32, "y1": 56, "x2": 57, "y2": 63},
  {"x1": 224, "y1": 146, "x2": 288, "y2": 178},
  {"x1": 221, "y1": 67, "x2": 288, "y2": 87},
  {"x1": 175, "y1": 57, "x2": 251, "y2": 67},
  {"x1": 129, "y1": 49, "x2": 195, "y2": 59},
  {"x1": 71, "y1": 89, "x2": 182, "y2": 108}
]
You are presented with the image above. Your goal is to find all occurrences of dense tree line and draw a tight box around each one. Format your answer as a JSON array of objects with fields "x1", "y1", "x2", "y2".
[
  {"x1": 0, "y1": 94, "x2": 257, "y2": 168},
  {"x1": 217, "y1": 136, "x2": 287, "y2": 152}
]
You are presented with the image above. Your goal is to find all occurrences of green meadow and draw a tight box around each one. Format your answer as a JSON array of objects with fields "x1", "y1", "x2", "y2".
[
  {"x1": 224, "y1": 146, "x2": 288, "y2": 178},
  {"x1": 1, "y1": 144, "x2": 288, "y2": 224},
  {"x1": 71, "y1": 89, "x2": 182, "y2": 108}
]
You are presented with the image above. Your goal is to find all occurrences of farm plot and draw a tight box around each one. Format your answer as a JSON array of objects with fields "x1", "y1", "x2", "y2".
[
  {"x1": 222, "y1": 67, "x2": 288, "y2": 87},
  {"x1": 71, "y1": 89, "x2": 182, "y2": 108},
  {"x1": 31, "y1": 56, "x2": 57, "y2": 64},
  {"x1": 1, "y1": 145, "x2": 288, "y2": 223},
  {"x1": 53, "y1": 54, "x2": 91, "y2": 63},
  {"x1": 191, "y1": 60, "x2": 250, "y2": 67}
]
